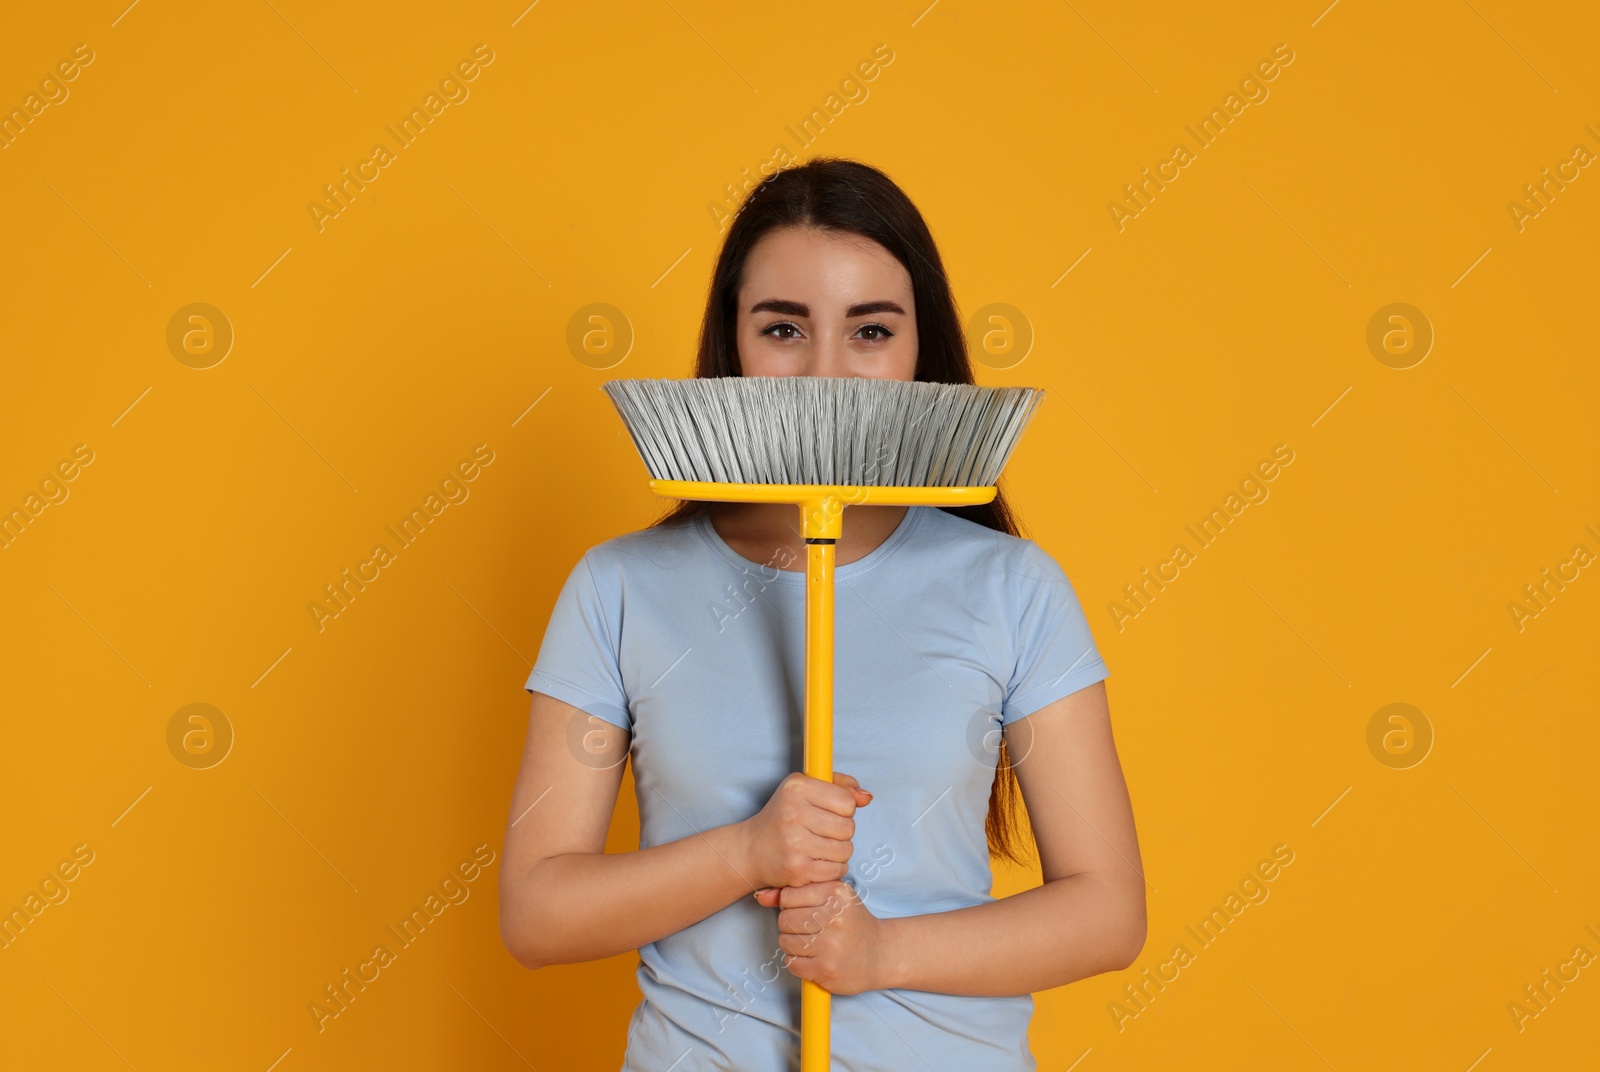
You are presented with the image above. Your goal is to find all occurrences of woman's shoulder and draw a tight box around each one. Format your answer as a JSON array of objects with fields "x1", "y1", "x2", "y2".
[
  {"x1": 580, "y1": 516, "x2": 706, "y2": 576},
  {"x1": 915, "y1": 506, "x2": 1065, "y2": 579}
]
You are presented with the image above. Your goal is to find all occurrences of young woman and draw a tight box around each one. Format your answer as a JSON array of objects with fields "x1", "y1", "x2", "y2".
[{"x1": 500, "y1": 157, "x2": 1146, "y2": 1071}]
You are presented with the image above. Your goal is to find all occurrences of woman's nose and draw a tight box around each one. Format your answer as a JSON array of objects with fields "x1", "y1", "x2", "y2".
[{"x1": 802, "y1": 335, "x2": 849, "y2": 378}]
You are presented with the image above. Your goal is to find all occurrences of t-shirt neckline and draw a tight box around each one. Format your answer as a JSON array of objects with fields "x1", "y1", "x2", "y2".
[{"x1": 696, "y1": 505, "x2": 924, "y2": 583}]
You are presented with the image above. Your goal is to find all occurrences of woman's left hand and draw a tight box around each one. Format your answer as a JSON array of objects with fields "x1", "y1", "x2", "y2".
[{"x1": 753, "y1": 880, "x2": 892, "y2": 994}]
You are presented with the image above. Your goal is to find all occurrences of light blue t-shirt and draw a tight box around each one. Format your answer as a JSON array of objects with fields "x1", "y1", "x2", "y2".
[{"x1": 524, "y1": 504, "x2": 1110, "y2": 1072}]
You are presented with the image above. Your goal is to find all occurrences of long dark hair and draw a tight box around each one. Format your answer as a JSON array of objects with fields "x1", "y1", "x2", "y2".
[{"x1": 647, "y1": 157, "x2": 1035, "y2": 866}]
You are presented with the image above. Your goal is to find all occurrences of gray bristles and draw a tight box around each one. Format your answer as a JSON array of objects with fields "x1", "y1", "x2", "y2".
[{"x1": 601, "y1": 377, "x2": 1045, "y2": 487}]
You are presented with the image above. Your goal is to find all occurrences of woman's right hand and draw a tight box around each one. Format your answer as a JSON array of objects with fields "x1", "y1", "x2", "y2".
[{"x1": 738, "y1": 771, "x2": 872, "y2": 893}]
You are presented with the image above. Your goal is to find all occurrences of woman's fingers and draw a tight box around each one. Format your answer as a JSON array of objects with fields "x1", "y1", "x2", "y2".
[
  {"x1": 776, "y1": 880, "x2": 847, "y2": 911},
  {"x1": 805, "y1": 806, "x2": 854, "y2": 842},
  {"x1": 744, "y1": 771, "x2": 871, "y2": 892},
  {"x1": 807, "y1": 777, "x2": 864, "y2": 819},
  {"x1": 810, "y1": 832, "x2": 853, "y2": 863},
  {"x1": 755, "y1": 880, "x2": 844, "y2": 915},
  {"x1": 829, "y1": 772, "x2": 873, "y2": 808}
]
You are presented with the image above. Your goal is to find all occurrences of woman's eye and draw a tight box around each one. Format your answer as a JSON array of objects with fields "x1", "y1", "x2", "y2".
[
  {"x1": 760, "y1": 322, "x2": 802, "y2": 340},
  {"x1": 855, "y1": 323, "x2": 894, "y2": 341}
]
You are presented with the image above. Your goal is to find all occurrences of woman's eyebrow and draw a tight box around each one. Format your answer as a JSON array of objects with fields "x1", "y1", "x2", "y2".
[
  {"x1": 845, "y1": 300, "x2": 906, "y2": 317},
  {"x1": 748, "y1": 299, "x2": 907, "y2": 317}
]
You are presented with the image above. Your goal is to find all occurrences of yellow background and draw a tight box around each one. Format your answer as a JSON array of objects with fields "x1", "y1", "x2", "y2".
[{"x1": 2, "y1": 1, "x2": 1596, "y2": 1069}]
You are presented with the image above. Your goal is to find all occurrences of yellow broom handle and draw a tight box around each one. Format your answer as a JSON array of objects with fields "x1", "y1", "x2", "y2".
[
  {"x1": 640, "y1": 483, "x2": 998, "y2": 1071},
  {"x1": 799, "y1": 496, "x2": 841, "y2": 1072}
]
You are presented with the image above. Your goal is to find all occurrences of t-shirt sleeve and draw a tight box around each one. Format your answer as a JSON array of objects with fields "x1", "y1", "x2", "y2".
[
  {"x1": 1001, "y1": 542, "x2": 1110, "y2": 724},
  {"x1": 524, "y1": 550, "x2": 633, "y2": 731}
]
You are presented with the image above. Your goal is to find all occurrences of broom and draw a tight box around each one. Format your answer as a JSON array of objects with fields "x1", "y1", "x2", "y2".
[{"x1": 600, "y1": 374, "x2": 1046, "y2": 1072}]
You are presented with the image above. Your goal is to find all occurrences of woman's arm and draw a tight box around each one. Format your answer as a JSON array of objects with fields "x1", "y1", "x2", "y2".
[
  {"x1": 499, "y1": 690, "x2": 757, "y2": 969},
  {"x1": 874, "y1": 680, "x2": 1148, "y2": 995}
]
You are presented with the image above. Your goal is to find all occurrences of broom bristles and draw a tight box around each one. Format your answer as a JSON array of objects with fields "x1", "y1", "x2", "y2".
[{"x1": 601, "y1": 376, "x2": 1045, "y2": 487}]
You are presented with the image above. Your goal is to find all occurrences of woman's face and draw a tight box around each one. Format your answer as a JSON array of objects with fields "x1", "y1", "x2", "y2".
[{"x1": 734, "y1": 226, "x2": 918, "y2": 381}]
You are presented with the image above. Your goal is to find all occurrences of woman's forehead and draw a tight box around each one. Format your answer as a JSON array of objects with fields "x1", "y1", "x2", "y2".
[{"x1": 740, "y1": 228, "x2": 912, "y2": 309}]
